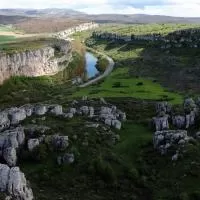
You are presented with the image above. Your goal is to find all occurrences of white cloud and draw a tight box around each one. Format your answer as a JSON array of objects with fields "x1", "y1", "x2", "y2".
[{"x1": 1, "y1": 0, "x2": 200, "y2": 17}]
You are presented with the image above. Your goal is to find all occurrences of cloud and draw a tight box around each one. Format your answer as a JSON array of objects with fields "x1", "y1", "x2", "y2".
[{"x1": 1, "y1": 0, "x2": 200, "y2": 17}]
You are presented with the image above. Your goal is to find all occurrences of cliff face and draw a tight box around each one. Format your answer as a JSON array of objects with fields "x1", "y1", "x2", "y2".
[
  {"x1": 0, "y1": 40, "x2": 72, "y2": 84},
  {"x1": 54, "y1": 22, "x2": 99, "y2": 39}
]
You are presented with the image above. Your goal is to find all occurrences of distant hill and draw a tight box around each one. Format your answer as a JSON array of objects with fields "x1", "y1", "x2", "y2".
[
  {"x1": 15, "y1": 17, "x2": 88, "y2": 33},
  {"x1": 1, "y1": 9, "x2": 200, "y2": 26},
  {"x1": 0, "y1": 15, "x2": 29, "y2": 24},
  {"x1": 87, "y1": 14, "x2": 200, "y2": 24},
  {"x1": 0, "y1": 9, "x2": 85, "y2": 17}
]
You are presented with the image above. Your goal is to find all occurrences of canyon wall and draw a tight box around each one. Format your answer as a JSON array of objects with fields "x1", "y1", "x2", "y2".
[
  {"x1": 0, "y1": 39, "x2": 72, "y2": 84},
  {"x1": 54, "y1": 22, "x2": 99, "y2": 39}
]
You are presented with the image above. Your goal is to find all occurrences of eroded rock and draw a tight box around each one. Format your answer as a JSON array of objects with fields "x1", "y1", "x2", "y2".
[
  {"x1": 0, "y1": 164, "x2": 33, "y2": 200},
  {"x1": 27, "y1": 139, "x2": 40, "y2": 151}
]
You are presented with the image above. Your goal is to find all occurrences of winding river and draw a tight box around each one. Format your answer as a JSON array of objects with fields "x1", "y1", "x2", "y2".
[{"x1": 85, "y1": 52, "x2": 99, "y2": 79}]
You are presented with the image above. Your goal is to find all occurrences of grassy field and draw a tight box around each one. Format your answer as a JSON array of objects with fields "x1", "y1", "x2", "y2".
[
  {"x1": 0, "y1": 37, "x2": 56, "y2": 53},
  {"x1": 0, "y1": 35, "x2": 16, "y2": 43},
  {"x1": 96, "y1": 23, "x2": 200, "y2": 36},
  {"x1": 73, "y1": 67, "x2": 183, "y2": 104}
]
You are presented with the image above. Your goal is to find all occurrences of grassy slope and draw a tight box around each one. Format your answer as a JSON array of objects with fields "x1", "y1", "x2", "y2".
[{"x1": 0, "y1": 38, "x2": 56, "y2": 53}]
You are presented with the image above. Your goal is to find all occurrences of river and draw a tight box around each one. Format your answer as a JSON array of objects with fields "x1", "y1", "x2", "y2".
[{"x1": 84, "y1": 52, "x2": 99, "y2": 79}]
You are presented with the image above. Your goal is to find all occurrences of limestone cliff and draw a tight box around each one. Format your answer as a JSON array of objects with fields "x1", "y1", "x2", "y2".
[{"x1": 0, "y1": 39, "x2": 72, "y2": 84}]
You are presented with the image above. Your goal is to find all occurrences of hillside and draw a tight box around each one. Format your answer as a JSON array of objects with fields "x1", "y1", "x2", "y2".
[
  {"x1": 88, "y1": 14, "x2": 200, "y2": 24},
  {"x1": 0, "y1": 8, "x2": 85, "y2": 17},
  {"x1": 0, "y1": 14, "x2": 29, "y2": 24},
  {"x1": 1, "y1": 9, "x2": 200, "y2": 25},
  {"x1": 14, "y1": 17, "x2": 88, "y2": 33}
]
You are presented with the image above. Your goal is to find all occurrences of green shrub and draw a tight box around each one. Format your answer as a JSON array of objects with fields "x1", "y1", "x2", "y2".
[
  {"x1": 179, "y1": 192, "x2": 189, "y2": 200},
  {"x1": 32, "y1": 144, "x2": 48, "y2": 162},
  {"x1": 136, "y1": 82, "x2": 144, "y2": 86},
  {"x1": 128, "y1": 167, "x2": 139, "y2": 181},
  {"x1": 112, "y1": 82, "x2": 122, "y2": 88},
  {"x1": 93, "y1": 157, "x2": 116, "y2": 183},
  {"x1": 190, "y1": 191, "x2": 200, "y2": 200}
]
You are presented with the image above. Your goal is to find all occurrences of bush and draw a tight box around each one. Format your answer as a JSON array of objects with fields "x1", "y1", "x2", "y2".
[
  {"x1": 112, "y1": 82, "x2": 122, "y2": 88},
  {"x1": 128, "y1": 167, "x2": 139, "y2": 181},
  {"x1": 190, "y1": 191, "x2": 200, "y2": 200},
  {"x1": 179, "y1": 192, "x2": 189, "y2": 200},
  {"x1": 93, "y1": 157, "x2": 116, "y2": 183},
  {"x1": 32, "y1": 144, "x2": 48, "y2": 162},
  {"x1": 136, "y1": 82, "x2": 144, "y2": 86}
]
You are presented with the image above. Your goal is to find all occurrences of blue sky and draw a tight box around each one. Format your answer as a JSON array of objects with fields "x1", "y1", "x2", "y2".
[{"x1": 1, "y1": 0, "x2": 200, "y2": 17}]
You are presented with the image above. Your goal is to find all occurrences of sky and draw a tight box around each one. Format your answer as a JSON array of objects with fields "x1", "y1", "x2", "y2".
[{"x1": 1, "y1": 0, "x2": 200, "y2": 17}]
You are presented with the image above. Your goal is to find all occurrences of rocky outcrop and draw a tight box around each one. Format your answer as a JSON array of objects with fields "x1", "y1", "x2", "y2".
[
  {"x1": 0, "y1": 164, "x2": 33, "y2": 200},
  {"x1": 0, "y1": 39, "x2": 72, "y2": 84},
  {"x1": 153, "y1": 130, "x2": 193, "y2": 160},
  {"x1": 0, "y1": 127, "x2": 25, "y2": 166},
  {"x1": 151, "y1": 98, "x2": 200, "y2": 160},
  {"x1": 0, "y1": 98, "x2": 127, "y2": 198},
  {"x1": 54, "y1": 22, "x2": 99, "y2": 39},
  {"x1": 152, "y1": 115, "x2": 169, "y2": 131},
  {"x1": 27, "y1": 139, "x2": 40, "y2": 151},
  {"x1": 57, "y1": 153, "x2": 75, "y2": 165}
]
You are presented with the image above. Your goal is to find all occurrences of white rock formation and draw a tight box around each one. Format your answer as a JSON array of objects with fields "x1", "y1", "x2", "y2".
[
  {"x1": 28, "y1": 139, "x2": 40, "y2": 151},
  {"x1": 152, "y1": 115, "x2": 169, "y2": 131},
  {"x1": 3, "y1": 148, "x2": 17, "y2": 167},
  {"x1": 0, "y1": 112, "x2": 10, "y2": 131},
  {"x1": 34, "y1": 105, "x2": 47, "y2": 116},
  {"x1": 153, "y1": 130, "x2": 191, "y2": 156},
  {"x1": 8, "y1": 108, "x2": 27, "y2": 125},
  {"x1": 52, "y1": 135, "x2": 69, "y2": 150},
  {"x1": 50, "y1": 105, "x2": 63, "y2": 116},
  {"x1": 0, "y1": 164, "x2": 33, "y2": 200}
]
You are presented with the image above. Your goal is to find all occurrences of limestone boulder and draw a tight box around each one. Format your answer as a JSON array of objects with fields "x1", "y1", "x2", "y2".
[
  {"x1": 7, "y1": 166, "x2": 33, "y2": 200},
  {"x1": 8, "y1": 108, "x2": 27, "y2": 125},
  {"x1": 0, "y1": 112, "x2": 10, "y2": 131},
  {"x1": 62, "y1": 153, "x2": 75, "y2": 164},
  {"x1": 63, "y1": 113, "x2": 74, "y2": 119},
  {"x1": 185, "y1": 111, "x2": 195, "y2": 129},
  {"x1": 0, "y1": 164, "x2": 10, "y2": 192},
  {"x1": 27, "y1": 139, "x2": 40, "y2": 151},
  {"x1": 152, "y1": 115, "x2": 169, "y2": 131},
  {"x1": 69, "y1": 108, "x2": 76, "y2": 115},
  {"x1": 52, "y1": 135, "x2": 69, "y2": 150},
  {"x1": 105, "y1": 119, "x2": 112, "y2": 126},
  {"x1": 153, "y1": 130, "x2": 189, "y2": 155},
  {"x1": 34, "y1": 105, "x2": 47, "y2": 116},
  {"x1": 50, "y1": 105, "x2": 63, "y2": 116},
  {"x1": 112, "y1": 120, "x2": 122, "y2": 130},
  {"x1": 3, "y1": 148, "x2": 17, "y2": 167},
  {"x1": 21, "y1": 105, "x2": 33, "y2": 117},
  {"x1": 172, "y1": 115, "x2": 185, "y2": 129},
  {"x1": 89, "y1": 107, "x2": 94, "y2": 117},
  {"x1": 80, "y1": 106, "x2": 89, "y2": 115},
  {"x1": 0, "y1": 127, "x2": 25, "y2": 150},
  {"x1": 156, "y1": 102, "x2": 171, "y2": 114},
  {"x1": 184, "y1": 98, "x2": 196, "y2": 112}
]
